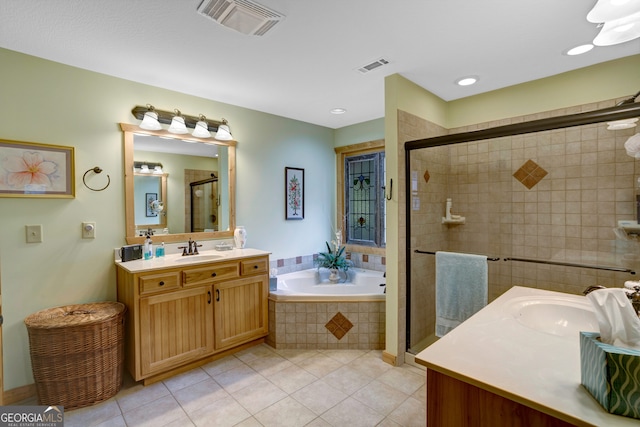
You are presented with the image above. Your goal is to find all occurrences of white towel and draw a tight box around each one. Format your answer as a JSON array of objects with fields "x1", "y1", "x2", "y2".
[{"x1": 436, "y1": 251, "x2": 488, "y2": 337}]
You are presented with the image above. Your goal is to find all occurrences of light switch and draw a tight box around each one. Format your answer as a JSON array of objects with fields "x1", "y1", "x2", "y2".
[
  {"x1": 26, "y1": 225, "x2": 43, "y2": 243},
  {"x1": 82, "y1": 222, "x2": 96, "y2": 239}
]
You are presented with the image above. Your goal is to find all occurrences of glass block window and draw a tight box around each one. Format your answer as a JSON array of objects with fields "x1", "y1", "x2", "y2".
[{"x1": 344, "y1": 152, "x2": 385, "y2": 247}]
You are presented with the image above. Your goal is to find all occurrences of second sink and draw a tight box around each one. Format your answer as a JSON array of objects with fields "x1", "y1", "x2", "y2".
[{"x1": 506, "y1": 295, "x2": 598, "y2": 338}]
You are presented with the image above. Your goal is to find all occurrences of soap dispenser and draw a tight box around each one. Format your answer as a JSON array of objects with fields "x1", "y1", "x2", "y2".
[{"x1": 144, "y1": 233, "x2": 153, "y2": 260}]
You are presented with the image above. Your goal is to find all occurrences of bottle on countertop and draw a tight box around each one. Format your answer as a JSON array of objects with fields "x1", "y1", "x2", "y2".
[
  {"x1": 445, "y1": 198, "x2": 452, "y2": 221},
  {"x1": 155, "y1": 242, "x2": 165, "y2": 258},
  {"x1": 144, "y1": 233, "x2": 153, "y2": 260}
]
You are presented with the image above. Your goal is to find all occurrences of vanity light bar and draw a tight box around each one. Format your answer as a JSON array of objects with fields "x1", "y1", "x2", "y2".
[{"x1": 131, "y1": 105, "x2": 231, "y2": 138}]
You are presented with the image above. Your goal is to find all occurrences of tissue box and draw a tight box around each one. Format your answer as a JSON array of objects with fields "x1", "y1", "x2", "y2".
[{"x1": 580, "y1": 331, "x2": 640, "y2": 419}]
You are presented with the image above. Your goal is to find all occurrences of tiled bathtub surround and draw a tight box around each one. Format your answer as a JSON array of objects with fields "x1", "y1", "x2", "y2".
[
  {"x1": 267, "y1": 300, "x2": 385, "y2": 350},
  {"x1": 270, "y1": 252, "x2": 386, "y2": 275}
]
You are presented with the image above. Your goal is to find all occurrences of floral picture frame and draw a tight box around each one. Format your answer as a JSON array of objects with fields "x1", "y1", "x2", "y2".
[
  {"x1": 285, "y1": 167, "x2": 304, "y2": 220},
  {"x1": 0, "y1": 139, "x2": 75, "y2": 198},
  {"x1": 146, "y1": 192, "x2": 158, "y2": 217}
]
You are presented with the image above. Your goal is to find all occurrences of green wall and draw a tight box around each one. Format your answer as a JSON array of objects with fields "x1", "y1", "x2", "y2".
[{"x1": 0, "y1": 47, "x2": 337, "y2": 390}]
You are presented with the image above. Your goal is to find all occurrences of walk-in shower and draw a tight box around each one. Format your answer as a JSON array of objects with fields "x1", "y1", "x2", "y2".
[
  {"x1": 190, "y1": 173, "x2": 218, "y2": 232},
  {"x1": 404, "y1": 97, "x2": 640, "y2": 355}
]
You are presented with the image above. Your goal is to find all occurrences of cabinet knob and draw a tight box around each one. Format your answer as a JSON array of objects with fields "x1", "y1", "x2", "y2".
[
  {"x1": 159, "y1": 281, "x2": 165, "y2": 286},
  {"x1": 253, "y1": 265, "x2": 258, "y2": 269},
  {"x1": 211, "y1": 272, "x2": 217, "y2": 277}
]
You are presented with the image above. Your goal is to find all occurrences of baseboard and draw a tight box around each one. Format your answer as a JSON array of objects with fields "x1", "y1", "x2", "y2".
[
  {"x1": 4, "y1": 383, "x2": 36, "y2": 405},
  {"x1": 382, "y1": 350, "x2": 397, "y2": 366}
]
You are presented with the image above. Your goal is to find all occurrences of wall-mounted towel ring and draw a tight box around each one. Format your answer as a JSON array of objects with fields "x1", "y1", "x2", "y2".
[
  {"x1": 385, "y1": 178, "x2": 393, "y2": 201},
  {"x1": 82, "y1": 166, "x2": 110, "y2": 191}
]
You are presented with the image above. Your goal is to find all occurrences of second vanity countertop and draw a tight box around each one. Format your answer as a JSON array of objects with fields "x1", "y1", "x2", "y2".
[
  {"x1": 415, "y1": 286, "x2": 640, "y2": 427},
  {"x1": 115, "y1": 248, "x2": 271, "y2": 273}
]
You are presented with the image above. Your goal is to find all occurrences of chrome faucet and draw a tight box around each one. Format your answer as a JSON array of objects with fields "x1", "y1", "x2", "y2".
[
  {"x1": 178, "y1": 238, "x2": 202, "y2": 256},
  {"x1": 582, "y1": 285, "x2": 606, "y2": 295}
]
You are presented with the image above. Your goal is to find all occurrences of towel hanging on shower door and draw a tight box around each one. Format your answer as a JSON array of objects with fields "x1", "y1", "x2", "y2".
[{"x1": 435, "y1": 251, "x2": 488, "y2": 337}]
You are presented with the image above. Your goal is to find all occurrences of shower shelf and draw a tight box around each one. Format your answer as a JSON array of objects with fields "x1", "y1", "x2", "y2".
[{"x1": 442, "y1": 217, "x2": 465, "y2": 225}]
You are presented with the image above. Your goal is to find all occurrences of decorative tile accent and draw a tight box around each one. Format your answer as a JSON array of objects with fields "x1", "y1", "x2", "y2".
[
  {"x1": 325, "y1": 312, "x2": 353, "y2": 340},
  {"x1": 268, "y1": 300, "x2": 385, "y2": 350},
  {"x1": 513, "y1": 159, "x2": 548, "y2": 189},
  {"x1": 424, "y1": 170, "x2": 430, "y2": 183}
]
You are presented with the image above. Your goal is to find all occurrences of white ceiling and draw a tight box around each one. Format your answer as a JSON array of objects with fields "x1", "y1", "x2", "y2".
[{"x1": 1, "y1": 0, "x2": 638, "y2": 129}]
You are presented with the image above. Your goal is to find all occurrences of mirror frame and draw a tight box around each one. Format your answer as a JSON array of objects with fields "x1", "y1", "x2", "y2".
[{"x1": 121, "y1": 123, "x2": 236, "y2": 244}]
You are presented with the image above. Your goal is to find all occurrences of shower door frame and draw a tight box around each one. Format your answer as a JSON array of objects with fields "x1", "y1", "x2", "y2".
[
  {"x1": 190, "y1": 175, "x2": 218, "y2": 233},
  {"x1": 403, "y1": 100, "x2": 640, "y2": 353}
]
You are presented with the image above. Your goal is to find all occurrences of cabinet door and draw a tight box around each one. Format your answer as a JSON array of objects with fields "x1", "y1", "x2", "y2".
[
  {"x1": 214, "y1": 275, "x2": 268, "y2": 350},
  {"x1": 139, "y1": 286, "x2": 214, "y2": 377}
]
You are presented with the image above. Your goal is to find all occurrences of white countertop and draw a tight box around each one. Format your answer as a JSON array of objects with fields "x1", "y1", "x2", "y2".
[
  {"x1": 415, "y1": 286, "x2": 640, "y2": 427},
  {"x1": 115, "y1": 248, "x2": 271, "y2": 273}
]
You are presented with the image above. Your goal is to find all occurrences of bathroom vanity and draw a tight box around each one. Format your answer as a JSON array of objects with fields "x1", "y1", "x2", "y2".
[
  {"x1": 116, "y1": 248, "x2": 269, "y2": 384},
  {"x1": 415, "y1": 286, "x2": 639, "y2": 427}
]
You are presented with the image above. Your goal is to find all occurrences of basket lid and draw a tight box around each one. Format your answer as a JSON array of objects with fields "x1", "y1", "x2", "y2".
[{"x1": 24, "y1": 302, "x2": 125, "y2": 328}]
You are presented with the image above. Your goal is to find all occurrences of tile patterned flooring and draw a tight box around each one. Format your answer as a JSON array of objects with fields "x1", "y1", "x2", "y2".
[{"x1": 60, "y1": 345, "x2": 427, "y2": 426}]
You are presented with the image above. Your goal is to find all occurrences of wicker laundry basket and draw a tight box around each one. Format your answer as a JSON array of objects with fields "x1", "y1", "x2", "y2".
[{"x1": 24, "y1": 302, "x2": 126, "y2": 410}]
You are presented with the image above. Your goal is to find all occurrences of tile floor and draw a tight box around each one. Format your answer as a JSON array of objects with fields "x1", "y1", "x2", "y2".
[{"x1": 59, "y1": 344, "x2": 426, "y2": 427}]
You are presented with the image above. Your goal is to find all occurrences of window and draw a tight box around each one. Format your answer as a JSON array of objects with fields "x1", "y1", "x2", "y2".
[{"x1": 335, "y1": 140, "x2": 386, "y2": 249}]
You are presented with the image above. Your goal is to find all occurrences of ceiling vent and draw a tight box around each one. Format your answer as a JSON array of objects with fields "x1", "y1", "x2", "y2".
[
  {"x1": 197, "y1": 0, "x2": 284, "y2": 36},
  {"x1": 357, "y1": 58, "x2": 390, "y2": 74}
]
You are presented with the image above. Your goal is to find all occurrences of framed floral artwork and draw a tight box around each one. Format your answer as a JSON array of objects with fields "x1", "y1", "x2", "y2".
[
  {"x1": 285, "y1": 167, "x2": 304, "y2": 220},
  {"x1": 0, "y1": 139, "x2": 75, "y2": 198},
  {"x1": 146, "y1": 192, "x2": 158, "y2": 217}
]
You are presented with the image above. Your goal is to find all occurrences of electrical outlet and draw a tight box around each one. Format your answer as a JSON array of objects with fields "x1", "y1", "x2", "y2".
[
  {"x1": 26, "y1": 225, "x2": 43, "y2": 243},
  {"x1": 82, "y1": 222, "x2": 96, "y2": 239}
]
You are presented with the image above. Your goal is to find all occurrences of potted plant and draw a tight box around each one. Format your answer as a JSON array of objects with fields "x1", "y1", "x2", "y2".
[{"x1": 315, "y1": 241, "x2": 350, "y2": 283}]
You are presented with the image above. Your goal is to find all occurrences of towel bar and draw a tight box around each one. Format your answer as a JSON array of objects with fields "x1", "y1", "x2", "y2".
[
  {"x1": 503, "y1": 257, "x2": 636, "y2": 275},
  {"x1": 415, "y1": 250, "x2": 500, "y2": 261},
  {"x1": 414, "y1": 250, "x2": 635, "y2": 275}
]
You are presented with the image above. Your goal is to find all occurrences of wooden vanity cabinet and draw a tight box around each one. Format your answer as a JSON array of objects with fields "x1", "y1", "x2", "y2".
[
  {"x1": 214, "y1": 258, "x2": 268, "y2": 349},
  {"x1": 139, "y1": 285, "x2": 214, "y2": 377},
  {"x1": 116, "y1": 255, "x2": 269, "y2": 384}
]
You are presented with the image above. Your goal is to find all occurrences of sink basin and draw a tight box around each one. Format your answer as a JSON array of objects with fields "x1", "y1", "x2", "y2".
[
  {"x1": 174, "y1": 254, "x2": 222, "y2": 263},
  {"x1": 506, "y1": 295, "x2": 598, "y2": 338}
]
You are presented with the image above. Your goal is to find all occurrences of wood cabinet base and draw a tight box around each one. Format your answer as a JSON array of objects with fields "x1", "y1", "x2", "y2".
[{"x1": 427, "y1": 369, "x2": 576, "y2": 427}]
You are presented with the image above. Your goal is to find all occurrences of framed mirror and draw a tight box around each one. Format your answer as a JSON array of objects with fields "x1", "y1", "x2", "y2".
[{"x1": 121, "y1": 123, "x2": 236, "y2": 244}]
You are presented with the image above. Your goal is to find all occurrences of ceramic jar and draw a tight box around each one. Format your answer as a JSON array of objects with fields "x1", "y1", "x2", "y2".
[{"x1": 234, "y1": 226, "x2": 247, "y2": 249}]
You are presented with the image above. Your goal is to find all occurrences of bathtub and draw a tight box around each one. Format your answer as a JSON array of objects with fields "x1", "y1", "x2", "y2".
[
  {"x1": 267, "y1": 268, "x2": 386, "y2": 350},
  {"x1": 271, "y1": 268, "x2": 386, "y2": 300}
]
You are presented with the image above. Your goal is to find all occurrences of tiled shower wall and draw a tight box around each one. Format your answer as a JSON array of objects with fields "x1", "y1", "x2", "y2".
[{"x1": 405, "y1": 98, "x2": 640, "y2": 351}]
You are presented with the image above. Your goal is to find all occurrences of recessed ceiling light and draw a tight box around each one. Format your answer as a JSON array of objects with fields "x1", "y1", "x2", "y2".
[
  {"x1": 456, "y1": 76, "x2": 478, "y2": 86},
  {"x1": 566, "y1": 44, "x2": 595, "y2": 55},
  {"x1": 330, "y1": 108, "x2": 347, "y2": 114}
]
